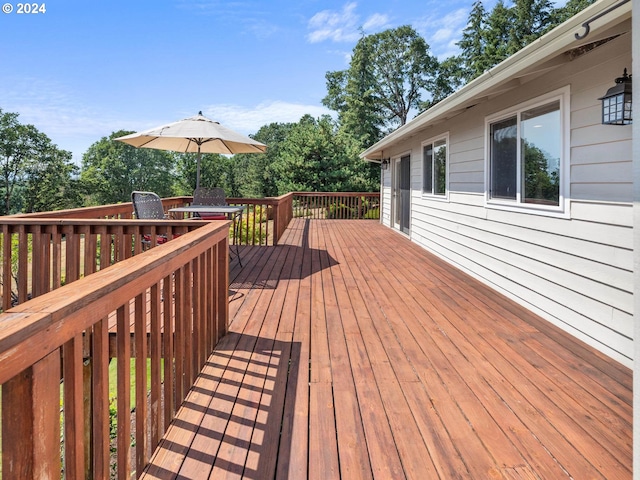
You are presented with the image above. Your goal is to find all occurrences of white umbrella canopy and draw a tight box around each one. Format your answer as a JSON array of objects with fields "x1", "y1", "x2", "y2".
[{"x1": 116, "y1": 111, "x2": 267, "y2": 189}]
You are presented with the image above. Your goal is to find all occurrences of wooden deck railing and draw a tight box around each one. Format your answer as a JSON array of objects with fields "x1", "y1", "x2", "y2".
[
  {"x1": 0, "y1": 221, "x2": 230, "y2": 479},
  {"x1": 291, "y1": 192, "x2": 380, "y2": 219},
  {"x1": 0, "y1": 218, "x2": 210, "y2": 311}
]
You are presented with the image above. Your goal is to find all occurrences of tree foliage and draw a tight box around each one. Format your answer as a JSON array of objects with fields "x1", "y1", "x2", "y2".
[
  {"x1": 323, "y1": 26, "x2": 438, "y2": 145},
  {"x1": 0, "y1": 108, "x2": 78, "y2": 214},
  {"x1": 268, "y1": 115, "x2": 378, "y2": 194},
  {"x1": 456, "y1": 0, "x2": 595, "y2": 83},
  {"x1": 23, "y1": 147, "x2": 81, "y2": 212},
  {"x1": 232, "y1": 122, "x2": 294, "y2": 198},
  {"x1": 80, "y1": 130, "x2": 175, "y2": 205}
]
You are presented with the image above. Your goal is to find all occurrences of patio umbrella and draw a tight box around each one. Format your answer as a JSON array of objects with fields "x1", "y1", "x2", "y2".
[{"x1": 115, "y1": 111, "x2": 267, "y2": 189}]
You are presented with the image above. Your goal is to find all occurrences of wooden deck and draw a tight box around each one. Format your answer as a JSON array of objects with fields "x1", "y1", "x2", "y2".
[{"x1": 141, "y1": 219, "x2": 632, "y2": 479}]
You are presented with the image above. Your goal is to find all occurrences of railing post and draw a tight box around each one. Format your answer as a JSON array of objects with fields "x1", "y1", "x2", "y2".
[
  {"x1": 216, "y1": 237, "x2": 229, "y2": 341},
  {"x1": 2, "y1": 350, "x2": 61, "y2": 480},
  {"x1": 272, "y1": 204, "x2": 280, "y2": 246}
]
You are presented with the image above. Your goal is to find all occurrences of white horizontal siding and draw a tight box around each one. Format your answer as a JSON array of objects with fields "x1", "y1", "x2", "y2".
[{"x1": 381, "y1": 171, "x2": 392, "y2": 227}]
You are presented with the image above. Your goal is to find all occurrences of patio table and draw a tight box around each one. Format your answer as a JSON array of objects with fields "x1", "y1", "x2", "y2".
[{"x1": 169, "y1": 205, "x2": 244, "y2": 266}]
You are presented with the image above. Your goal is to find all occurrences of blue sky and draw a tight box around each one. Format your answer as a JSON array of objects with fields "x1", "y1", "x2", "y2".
[{"x1": 0, "y1": 0, "x2": 556, "y2": 162}]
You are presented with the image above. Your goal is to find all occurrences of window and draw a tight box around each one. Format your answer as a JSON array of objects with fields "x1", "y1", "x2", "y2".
[
  {"x1": 423, "y1": 136, "x2": 447, "y2": 197},
  {"x1": 487, "y1": 89, "x2": 567, "y2": 212}
]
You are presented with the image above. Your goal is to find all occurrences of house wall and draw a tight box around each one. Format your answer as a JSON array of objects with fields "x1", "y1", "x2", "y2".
[{"x1": 380, "y1": 32, "x2": 633, "y2": 366}]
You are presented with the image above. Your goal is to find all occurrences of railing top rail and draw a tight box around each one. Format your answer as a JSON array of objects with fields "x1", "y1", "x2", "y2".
[
  {"x1": 0, "y1": 221, "x2": 229, "y2": 385},
  {"x1": 9, "y1": 196, "x2": 191, "y2": 219},
  {"x1": 0, "y1": 218, "x2": 215, "y2": 227},
  {"x1": 4, "y1": 192, "x2": 377, "y2": 220},
  {"x1": 292, "y1": 192, "x2": 379, "y2": 196}
]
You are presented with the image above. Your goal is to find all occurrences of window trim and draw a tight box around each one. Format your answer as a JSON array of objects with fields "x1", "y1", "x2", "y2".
[
  {"x1": 484, "y1": 86, "x2": 570, "y2": 218},
  {"x1": 421, "y1": 132, "x2": 450, "y2": 201}
]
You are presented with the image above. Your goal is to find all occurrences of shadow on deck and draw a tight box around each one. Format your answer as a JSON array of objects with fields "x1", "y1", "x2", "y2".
[{"x1": 141, "y1": 219, "x2": 632, "y2": 479}]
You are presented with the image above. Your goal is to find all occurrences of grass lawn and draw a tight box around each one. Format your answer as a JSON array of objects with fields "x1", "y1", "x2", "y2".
[{"x1": 108, "y1": 358, "x2": 158, "y2": 411}]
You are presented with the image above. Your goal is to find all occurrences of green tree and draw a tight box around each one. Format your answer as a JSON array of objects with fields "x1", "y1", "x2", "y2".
[
  {"x1": 323, "y1": 26, "x2": 438, "y2": 144},
  {"x1": 23, "y1": 146, "x2": 81, "y2": 212},
  {"x1": 507, "y1": 0, "x2": 555, "y2": 54},
  {"x1": 424, "y1": 55, "x2": 468, "y2": 110},
  {"x1": 0, "y1": 108, "x2": 78, "y2": 214},
  {"x1": 457, "y1": 1, "x2": 489, "y2": 81},
  {"x1": 232, "y1": 122, "x2": 294, "y2": 198},
  {"x1": 80, "y1": 130, "x2": 175, "y2": 205},
  {"x1": 334, "y1": 35, "x2": 385, "y2": 147},
  {"x1": 483, "y1": 1, "x2": 513, "y2": 70},
  {"x1": 173, "y1": 152, "x2": 238, "y2": 196},
  {"x1": 455, "y1": 0, "x2": 594, "y2": 86},
  {"x1": 270, "y1": 115, "x2": 378, "y2": 194},
  {"x1": 554, "y1": 0, "x2": 596, "y2": 23},
  {"x1": 523, "y1": 141, "x2": 559, "y2": 204}
]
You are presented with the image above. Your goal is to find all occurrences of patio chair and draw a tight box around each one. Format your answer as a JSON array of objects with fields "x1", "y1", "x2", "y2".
[
  {"x1": 131, "y1": 191, "x2": 172, "y2": 247},
  {"x1": 193, "y1": 187, "x2": 244, "y2": 266},
  {"x1": 132, "y1": 191, "x2": 169, "y2": 220},
  {"x1": 192, "y1": 187, "x2": 228, "y2": 220}
]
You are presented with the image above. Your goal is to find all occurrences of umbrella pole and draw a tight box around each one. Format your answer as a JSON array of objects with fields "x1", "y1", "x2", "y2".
[{"x1": 196, "y1": 146, "x2": 201, "y2": 191}]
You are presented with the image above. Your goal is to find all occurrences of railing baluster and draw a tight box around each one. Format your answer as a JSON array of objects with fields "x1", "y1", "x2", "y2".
[
  {"x1": 192, "y1": 256, "x2": 202, "y2": 372},
  {"x1": 2, "y1": 224, "x2": 12, "y2": 311},
  {"x1": 92, "y1": 316, "x2": 110, "y2": 478},
  {"x1": 150, "y1": 282, "x2": 162, "y2": 449},
  {"x1": 217, "y1": 238, "x2": 229, "y2": 342},
  {"x1": 63, "y1": 333, "x2": 85, "y2": 479},
  {"x1": 81, "y1": 224, "x2": 94, "y2": 277},
  {"x1": 135, "y1": 293, "x2": 148, "y2": 474},
  {"x1": 174, "y1": 267, "x2": 185, "y2": 405},
  {"x1": 65, "y1": 225, "x2": 80, "y2": 284},
  {"x1": 183, "y1": 262, "x2": 194, "y2": 392},
  {"x1": 116, "y1": 304, "x2": 131, "y2": 480},
  {"x1": 17, "y1": 225, "x2": 28, "y2": 304},
  {"x1": 31, "y1": 225, "x2": 42, "y2": 297},
  {"x1": 52, "y1": 225, "x2": 62, "y2": 289},
  {"x1": 205, "y1": 248, "x2": 213, "y2": 352},
  {"x1": 163, "y1": 272, "x2": 175, "y2": 426}
]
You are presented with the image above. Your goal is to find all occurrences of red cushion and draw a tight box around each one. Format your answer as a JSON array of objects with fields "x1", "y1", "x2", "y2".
[{"x1": 142, "y1": 233, "x2": 180, "y2": 244}]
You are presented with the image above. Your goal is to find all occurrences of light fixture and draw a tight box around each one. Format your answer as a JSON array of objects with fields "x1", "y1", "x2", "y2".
[
  {"x1": 599, "y1": 68, "x2": 632, "y2": 125},
  {"x1": 380, "y1": 158, "x2": 389, "y2": 170}
]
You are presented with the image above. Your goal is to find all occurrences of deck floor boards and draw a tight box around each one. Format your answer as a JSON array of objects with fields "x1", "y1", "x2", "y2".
[{"x1": 141, "y1": 219, "x2": 632, "y2": 479}]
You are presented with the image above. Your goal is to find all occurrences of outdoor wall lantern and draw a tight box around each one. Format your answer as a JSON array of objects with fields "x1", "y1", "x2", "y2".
[
  {"x1": 599, "y1": 68, "x2": 632, "y2": 125},
  {"x1": 381, "y1": 158, "x2": 390, "y2": 170}
]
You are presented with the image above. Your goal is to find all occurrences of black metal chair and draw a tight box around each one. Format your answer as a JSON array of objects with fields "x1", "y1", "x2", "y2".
[
  {"x1": 192, "y1": 187, "x2": 228, "y2": 220},
  {"x1": 192, "y1": 187, "x2": 244, "y2": 266},
  {"x1": 131, "y1": 191, "x2": 171, "y2": 248},
  {"x1": 132, "y1": 191, "x2": 169, "y2": 219}
]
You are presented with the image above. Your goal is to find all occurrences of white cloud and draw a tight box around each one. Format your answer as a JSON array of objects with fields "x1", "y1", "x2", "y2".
[
  {"x1": 202, "y1": 101, "x2": 334, "y2": 134},
  {"x1": 414, "y1": 8, "x2": 468, "y2": 59},
  {"x1": 362, "y1": 13, "x2": 391, "y2": 32},
  {"x1": 307, "y1": 2, "x2": 390, "y2": 44},
  {"x1": 0, "y1": 76, "x2": 131, "y2": 162}
]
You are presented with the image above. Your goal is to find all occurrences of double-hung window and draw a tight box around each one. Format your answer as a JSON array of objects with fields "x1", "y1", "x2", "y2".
[
  {"x1": 422, "y1": 135, "x2": 448, "y2": 197},
  {"x1": 487, "y1": 88, "x2": 568, "y2": 213}
]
